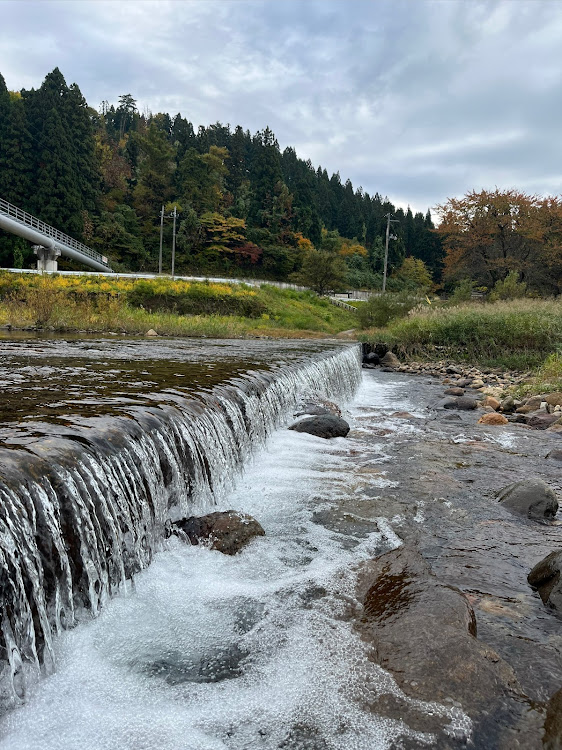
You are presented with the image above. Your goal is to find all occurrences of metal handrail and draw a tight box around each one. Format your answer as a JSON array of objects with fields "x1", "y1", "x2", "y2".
[{"x1": 0, "y1": 198, "x2": 111, "y2": 268}]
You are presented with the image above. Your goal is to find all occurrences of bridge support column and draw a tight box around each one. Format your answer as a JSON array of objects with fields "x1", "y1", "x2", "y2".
[{"x1": 33, "y1": 245, "x2": 61, "y2": 273}]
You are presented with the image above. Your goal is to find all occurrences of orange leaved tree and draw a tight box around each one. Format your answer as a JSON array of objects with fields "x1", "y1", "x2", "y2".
[{"x1": 436, "y1": 189, "x2": 562, "y2": 294}]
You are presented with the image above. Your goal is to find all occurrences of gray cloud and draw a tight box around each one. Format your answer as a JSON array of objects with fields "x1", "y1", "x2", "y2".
[{"x1": 2, "y1": 0, "x2": 561, "y2": 214}]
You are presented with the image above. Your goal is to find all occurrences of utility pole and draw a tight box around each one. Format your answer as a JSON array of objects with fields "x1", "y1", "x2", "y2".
[
  {"x1": 171, "y1": 205, "x2": 177, "y2": 279},
  {"x1": 158, "y1": 205, "x2": 164, "y2": 274},
  {"x1": 382, "y1": 212, "x2": 399, "y2": 293}
]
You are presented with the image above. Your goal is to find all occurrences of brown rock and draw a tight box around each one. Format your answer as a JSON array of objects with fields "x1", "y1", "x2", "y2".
[
  {"x1": 544, "y1": 687, "x2": 562, "y2": 750},
  {"x1": 525, "y1": 411, "x2": 561, "y2": 430},
  {"x1": 482, "y1": 396, "x2": 501, "y2": 410},
  {"x1": 478, "y1": 413, "x2": 509, "y2": 425},
  {"x1": 545, "y1": 392, "x2": 562, "y2": 407},
  {"x1": 170, "y1": 510, "x2": 265, "y2": 555},
  {"x1": 145, "y1": 329, "x2": 158, "y2": 336},
  {"x1": 444, "y1": 387, "x2": 465, "y2": 396},
  {"x1": 546, "y1": 449, "x2": 562, "y2": 460}
]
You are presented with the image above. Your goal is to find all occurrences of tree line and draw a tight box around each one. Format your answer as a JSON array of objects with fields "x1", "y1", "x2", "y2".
[{"x1": 0, "y1": 68, "x2": 443, "y2": 287}]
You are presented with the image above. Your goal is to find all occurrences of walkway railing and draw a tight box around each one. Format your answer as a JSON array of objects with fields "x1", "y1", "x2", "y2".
[{"x1": 0, "y1": 198, "x2": 111, "y2": 270}]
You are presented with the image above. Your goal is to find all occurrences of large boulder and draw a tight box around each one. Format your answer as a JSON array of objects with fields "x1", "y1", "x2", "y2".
[
  {"x1": 289, "y1": 415, "x2": 350, "y2": 439},
  {"x1": 355, "y1": 546, "x2": 522, "y2": 738},
  {"x1": 169, "y1": 510, "x2": 265, "y2": 555},
  {"x1": 527, "y1": 550, "x2": 562, "y2": 614},
  {"x1": 497, "y1": 479, "x2": 558, "y2": 522}
]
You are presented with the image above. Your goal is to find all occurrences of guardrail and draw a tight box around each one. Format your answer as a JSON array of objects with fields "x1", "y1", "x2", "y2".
[{"x1": 0, "y1": 198, "x2": 111, "y2": 269}]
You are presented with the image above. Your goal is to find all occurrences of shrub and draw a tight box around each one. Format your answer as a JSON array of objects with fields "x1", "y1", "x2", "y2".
[
  {"x1": 357, "y1": 291, "x2": 422, "y2": 329},
  {"x1": 488, "y1": 271, "x2": 527, "y2": 301}
]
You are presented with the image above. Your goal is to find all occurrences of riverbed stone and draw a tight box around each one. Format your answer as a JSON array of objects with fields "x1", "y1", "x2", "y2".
[
  {"x1": 482, "y1": 396, "x2": 501, "y2": 410},
  {"x1": 478, "y1": 412, "x2": 509, "y2": 426},
  {"x1": 497, "y1": 479, "x2": 559, "y2": 522},
  {"x1": 528, "y1": 550, "x2": 562, "y2": 614},
  {"x1": 524, "y1": 411, "x2": 561, "y2": 430},
  {"x1": 443, "y1": 396, "x2": 478, "y2": 411},
  {"x1": 546, "y1": 449, "x2": 562, "y2": 461},
  {"x1": 145, "y1": 329, "x2": 158, "y2": 336},
  {"x1": 380, "y1": 351, "x2": 400, "y2": 368},
  {"x1": 500, "y1": 396, "x2": 516, "y2": 413},
  {"x1": 170, "y1": 510, "x2": 265, "y2": 555},
  {"x1": 288, "y1": 414, "x2": 350, "y2": 439},
  {"x1": 543, "y1": 687, "x2": 562, "y2": 749},
  {"x1": 355, "y1": 546, "x2": 520, "y2": 732},
  {"x1": 545, "y1": 392, "x2": 562, "y2": 407},
  {"x1": 444, "y1": 387, "x2": 465, "y2": 396}
]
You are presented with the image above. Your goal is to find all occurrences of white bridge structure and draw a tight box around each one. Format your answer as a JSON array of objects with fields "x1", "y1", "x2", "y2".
[{"x1": 0, "y1": 198, "x2": 113, "y2": 273}]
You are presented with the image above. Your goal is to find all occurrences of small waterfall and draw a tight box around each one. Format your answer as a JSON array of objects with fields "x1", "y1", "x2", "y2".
[{"x1": 0, "y1": 344, "x2": 361, "y2": 710}]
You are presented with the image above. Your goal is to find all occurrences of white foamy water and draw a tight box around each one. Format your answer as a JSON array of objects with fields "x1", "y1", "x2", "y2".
[{"x1": 0, "y1": 374, "x2": 469, "y2": 749}]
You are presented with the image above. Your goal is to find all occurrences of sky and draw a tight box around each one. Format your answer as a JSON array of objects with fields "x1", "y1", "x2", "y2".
[{"x1": 1, "y1": 0, "x2": 561, "y2": 216}]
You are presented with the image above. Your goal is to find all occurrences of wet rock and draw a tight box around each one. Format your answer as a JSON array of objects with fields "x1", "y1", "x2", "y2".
[
  {"x1": 524, "y1": 411, "x2": 561, "y2": 430},
  {"x1": 444, "y1": 387, "x2": 465, "y2": 396},
  {"x1": 497, "y1": 479, "x2": 558, "y2": 522},
  {"x1": 441, "y1": 412, "x2": 463, "y2": 421},
  {"x1": 356, "y1": 546, "x2": 522, "y2": 735},
  {"x1": 527, "y1": 550, "x2": 562, "y2": 613},
  {"x1": 443, "y1": 396, "x2": 478, "y2": 411},
  {"x1": 380, "y1": 351, "x2": 400, "y2": 368},
  {"x1": 546, "y1": 449, "x2": 562, "y2": 461},
  {"x1": 288, "y1": 415, "x2": 350, "y2": 439},
  {"x1": 294, "y1": 397, "x2": 342, "y2": 418},
  {"x1": 543, "y1": 687, "x2": 562, "y2": 750},
  {"x1": 169, "y1": 510, "x2": 265, "y2": 555},
  {"x1": 364, "y1": 352, "x2": 380, "y2": 365},
  {"x1": 478, "y1": 413, "x2": 509, "y2": 426}
]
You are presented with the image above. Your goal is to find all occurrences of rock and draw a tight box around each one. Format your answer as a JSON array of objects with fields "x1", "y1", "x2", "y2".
[
  {"x1": 524, "y1": 411, "x2": 561, "y2": 430},
  {"x1": 478, "y1": 413, "x2": 509, "y2": 426},
  {"x1": 356, "y1": 546, "x2": 521, "y2": 734},
  {"x1": 543, "y1": 687, "x2": 562, "y2": 749},
  {"x1": 482, "y1": 396, "x2": 501, "y2": 410},
  {"x1": 545, "y1": 392, "x2": 562, "y2": 407},
  {"x1": 446, "y1": 365, "x2": 462, "y2": 374},
  {"x1": 288, "y1": 415, "x2": 350, "y2": 439},
  {"x1": 528, "y1": 550, "x2": 562, "y2": 614},
  {"x1": 294, "y1": 397, "x2": 342, "y2": 418},
  {"x1": 380, "y1": 351, "x2": 400, "y2": 368},
  {"x1": 444, "y1": 387, "x2": 465, "y2": 396},
  {"x1": 456, "y1": 378, "x2": 473, "y2": 387},
  {"x1": 500, "y1": 396, "x2": 516, "y2": 413},
  {"x1": 443, "y1": 396, "x2": 478, "y2": 411},
  {"x1": 441, "y1": 412, "x2": 462, "y2": 421},
  {"x1": 145, "y1": 329, "x2": 158, "y2": 336},
  {"x1": 169, "y1": 510, "x2": 265, "y2": 555},
  {"x1": 497, "y1": 479, "x2": 559, "y2": 522},
  {"x1": 546, "y1": 449, "x2": 562, "y2": 460},
  {"x1": 523, "y1": 395, "x2": 546, "y2": 410},
  {"x1": 364, "y1": 352, "x2": 380, "y2": 365},
  {"x1": 471, "y1": 379, "x2": 485, "y2": 388}
]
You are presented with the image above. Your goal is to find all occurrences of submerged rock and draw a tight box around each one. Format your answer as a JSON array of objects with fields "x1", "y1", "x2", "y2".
[
  {"x1": 355, "y1": 546, "x2": 522, "y2": 737},
  {"x1": 497, "y1": 479, "x2": 559, "y2": 522},
  {"x1": 169, "y1": 510, "x2": 265, "y2": 555},
  {"x1": 528, "y1": 550, "x2": 562, "y2": 614},
  {"x1": 288, "y1": 415, "x2": 350, "y2": 439}
]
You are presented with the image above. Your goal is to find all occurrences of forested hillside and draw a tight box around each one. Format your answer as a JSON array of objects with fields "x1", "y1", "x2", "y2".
[{"x1": 0, "y1": 68, "x2": 443, "y2": 285}]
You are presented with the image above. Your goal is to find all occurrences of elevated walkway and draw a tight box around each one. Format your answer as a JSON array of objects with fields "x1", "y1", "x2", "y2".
[{"x1": 0, "y1": 198, "x2": 113, "y2": 272}]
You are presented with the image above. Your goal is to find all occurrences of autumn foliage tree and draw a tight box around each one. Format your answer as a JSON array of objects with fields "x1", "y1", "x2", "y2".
[{"x1": 437, "y1": 189, "x2": 562, "y2": 294}]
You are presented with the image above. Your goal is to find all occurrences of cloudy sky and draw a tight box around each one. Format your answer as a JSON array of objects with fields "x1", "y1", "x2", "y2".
[{"x1": 2, "y1": 0, "x2": 561, "y2": 214}]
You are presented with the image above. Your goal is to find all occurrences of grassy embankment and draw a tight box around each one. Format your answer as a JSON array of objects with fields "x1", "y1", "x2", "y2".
[
  {"x1": 0, "y1": 273, "x2": 358, "y2": 338},
  {"x1": 358, "y1": 297, "x2": 562, "y2": 394}
]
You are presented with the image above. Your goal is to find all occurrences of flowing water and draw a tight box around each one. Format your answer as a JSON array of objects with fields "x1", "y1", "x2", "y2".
[{"x1": 1, "y1": 338, "x2": 561, "y2": 748}]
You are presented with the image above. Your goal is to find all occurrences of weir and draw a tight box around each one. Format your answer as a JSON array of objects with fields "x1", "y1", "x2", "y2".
[{"x1": 0, "y1": 343, "x2": 361, "y2": 711}]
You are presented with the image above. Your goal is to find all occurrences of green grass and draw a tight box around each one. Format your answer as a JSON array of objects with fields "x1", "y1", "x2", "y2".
[
  {"x1": 358, "y1": 298, "x2": 562, "y2": 369},
  {"x1": 0, "y1": 274, "x2": 359, "y2": 338}
]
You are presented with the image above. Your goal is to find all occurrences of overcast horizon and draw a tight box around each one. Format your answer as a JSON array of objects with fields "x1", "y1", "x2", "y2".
[{"x1": 2, "y1": 0, "x2": 562, "y2": 216}]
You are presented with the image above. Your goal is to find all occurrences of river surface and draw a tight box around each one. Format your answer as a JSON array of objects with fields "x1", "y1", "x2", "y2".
[{"x1": 0, "y1": 339, "x2": 561, "y2": 748}]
